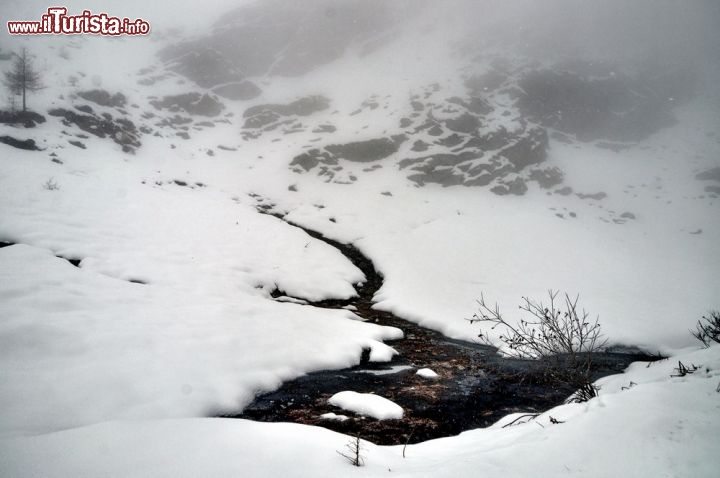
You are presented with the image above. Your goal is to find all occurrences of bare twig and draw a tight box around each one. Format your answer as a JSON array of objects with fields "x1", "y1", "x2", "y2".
[
  {"x1": 671, "y1": 361, "x2": 699, "y2": 378},
  {"x1": 502, "y1": 413, "x2": 540, "y2": 428},
  {"x1": 337, "y1": 432, "x2": 365, "y2": 467},
  {"x1": 691, "y1": 311, "x2": 720, "y2": 347},
  {"x1": 402, "y1": 427, "x2": 415, "y2": 458}
]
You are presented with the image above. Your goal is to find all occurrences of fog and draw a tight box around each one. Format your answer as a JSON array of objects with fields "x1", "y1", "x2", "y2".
[
  {"x1": 3, "y1": 0, "x2": 719, "y2": 77},
  {"x1": 2, "y1": 0, "x2": 719, "y2": 188}
]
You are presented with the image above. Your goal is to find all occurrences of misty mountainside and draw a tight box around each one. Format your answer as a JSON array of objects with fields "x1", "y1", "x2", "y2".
[
  {"x1": 5, "y1": 0, "x2": 715, "y2": 210},
  {"x1": 143, "y1": 0, "x2": 702, "y2": 196}
]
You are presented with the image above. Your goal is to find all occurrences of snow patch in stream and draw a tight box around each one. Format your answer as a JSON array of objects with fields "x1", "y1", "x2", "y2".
[{"x1": 328, "y1": 391, "x2": 404, "y2": 420}]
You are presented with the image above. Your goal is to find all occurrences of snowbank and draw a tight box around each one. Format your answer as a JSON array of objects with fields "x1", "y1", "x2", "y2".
[{"x1": 1, "y1": 345, "x2": 717, "y2": 477}]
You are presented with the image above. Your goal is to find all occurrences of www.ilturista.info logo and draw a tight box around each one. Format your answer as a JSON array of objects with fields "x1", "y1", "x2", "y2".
[{"x1": 7, "y1": 7, "x2": 150, "y2": 35}]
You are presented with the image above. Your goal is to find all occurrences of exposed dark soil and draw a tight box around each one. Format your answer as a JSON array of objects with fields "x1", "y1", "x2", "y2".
[{"x1": 222, "y1": 211, "x2": 657, "y2": 445}]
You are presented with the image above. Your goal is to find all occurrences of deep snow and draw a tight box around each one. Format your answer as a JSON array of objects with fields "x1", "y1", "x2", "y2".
[{"x1": 1, "y1": 2, "x2": 719, "y2": 476}]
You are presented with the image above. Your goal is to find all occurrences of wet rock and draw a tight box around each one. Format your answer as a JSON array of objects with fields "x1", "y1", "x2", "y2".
[
  {"x1": 576, "y1": 191, "x2": 607, "y2": 200},
  {"x1": 212, "y1": 81, "x2": 262, "y2": 100},
  {"x1": 427, "y1": 124, "x2": 444, "y2": 136},
  {"x1": 290, "y1": 149, "x2": 335, "y2": 172},
  {"x1": 704, "y1": 185, "x2": 720, "y2": 195},
  {"x1": 245, "y1": 95, "x2": 330, "y2": 119},
  {"x1": 312, "y1": 123, "x2": 337, "y2": 133},
  {"x1": 0, "y1": 110, "x2": 46, "y2": 127},
  {"x1": 497, "y1": 126, "x2": 548, "y2": 171},
  {"x1": 436, "y1": 133, "x2": 465, "y2": 148},
  {"x1": 161, "y1": 47, "x2": 244, "y2": 88},
  {"x1": 465, "y1": 69, "x2": 508, "y2": 94},
  {"x1": 243, "y1": 96, "x2": 330, "y2": 129},
  {"x1": 48, "y1": 108, "x2": 141, "y2": 152},
  {"x1": 448, "y1": 96, "x2": 493, "y2": 115},
  {"x1": 411, "y1": 139, "x2": 430, "y2": 152},
  {"x1": 595, "y1": 141, "x2": 631, "y2": 152},
  {"x1": 696, "y1": 167, "x2": 720, "y2": 182},
  {"x1": 529, "y1": 166, "x2": 564, "y2": 189},
  {"x1": 291, "y1": 136, "x2": 403, "y2": 176},
  {"x1": 491, "y1": 177, "x2": 528, "y2": 196},
  {"x1": 517, "y1": 68, "x2": 676, "y2": 142},
  {"x1": 150, "y1": 93, "x2": 224, "y2": 117},
  {"x1": 325, "y1": 137, "x2": 403, "y2": 162},
  {"x1": 77, "y1": 89, "x2": 127, "y2": 108},
  {"x1": 0, "y1": 135, "x2": 40, "y2": 150},
  {"x1": 445, "y1": 112, "x2": 480, "y2": 133},
  {"x1": 408, "y1": 168, "x2": 465, "y2": 187}
]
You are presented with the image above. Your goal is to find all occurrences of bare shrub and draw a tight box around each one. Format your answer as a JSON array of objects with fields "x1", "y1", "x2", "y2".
[
  {"x1": 671, "y1": 361, "x2": 699, "y2": 377},
  {"x1": 691, "y1": 311, "x2": 720, "y2": 347},
  {"x1": 42, "y1": 178, "x2": 60, "y2": 191},
  {"x1": 469, "y1": 290, "x2": 607, "y2": 402}
]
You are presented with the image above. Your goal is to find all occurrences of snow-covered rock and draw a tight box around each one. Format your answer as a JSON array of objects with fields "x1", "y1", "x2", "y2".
[
  {"x1": 328, "y1": 391, "x2": 403, "y2": 420},
  {"x1": 416, "y1": 368, "x2": 439, "y2": 379},
  {"x1": 319, "y1": 412, "x2": 349, "y2": 422}
]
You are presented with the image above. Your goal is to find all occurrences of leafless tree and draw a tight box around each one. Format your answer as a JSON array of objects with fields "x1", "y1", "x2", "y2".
[{"x1": 4, "y1": 48, "x2": 43, "y2": 112}]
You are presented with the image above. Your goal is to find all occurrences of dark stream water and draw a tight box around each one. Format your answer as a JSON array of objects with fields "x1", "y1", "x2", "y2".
[{"x1": 220, "y1": 210, "x2": 656, "y2": 445}]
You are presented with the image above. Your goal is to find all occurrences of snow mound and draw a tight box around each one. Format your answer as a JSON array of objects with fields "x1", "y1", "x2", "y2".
[
  {"x1": 328, "y1": 391, "x2": 403, "y2": 420},
  {"x1": 319, "y1": 413, "x2": 348, "y2": 422},
  {"x1": 416, "y1": 368, "x2": 439, "y2": 379}
]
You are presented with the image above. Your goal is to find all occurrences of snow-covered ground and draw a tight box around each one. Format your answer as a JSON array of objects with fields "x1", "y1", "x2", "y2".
[
  {"x1": 1, "y1": 2, "x2": 719, "y2": 476},
  {"x1": 1, "y1": 345, "x2": 718, "y2": 477}
]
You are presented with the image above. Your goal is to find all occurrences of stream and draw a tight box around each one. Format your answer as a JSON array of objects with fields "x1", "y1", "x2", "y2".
[{"x1": 220, "y1": 208, "x2": 656, "y2": 445}]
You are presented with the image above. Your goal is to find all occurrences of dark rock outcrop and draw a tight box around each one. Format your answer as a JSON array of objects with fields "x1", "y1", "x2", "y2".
[
  {"x1": 0, "y1": 110, "x2": 46, "y2": 128},
  {"x1": 161, "y1": 47, "x2": 245, "y2": 88},
  {"x1": 159, "y1": 0, "x2": 397, "y2": 82},
  {"x1": 0, "y1": 135, "x2": 40, "y2": 150},
  {"x1": 325, "y1": 137, "x2": 403, "y2": 162},
  {"x1": 696, "y1": 167, "x2": 720, "y2": 182},
  {"x1": 290, "y1": 136, "x2": 404, "y2": 175},
  {"x1": 243, "y1": 96, "x2": 330, "y2": 129},
  {"x1": 491, "y1": 177, "x2": 528, "y2": 196},
  {"x1": 48, "y1": 108, "x2": 141, "y2": 152},
  {"x1": 150, "y1": 93, "x2": 224, "y2": 117},
  {"x1": 212, "y1": 81, "x2": 262, "y2": 101},
  {"x1": 517, "y1": 68, "x2": 676, "y2": 142},
  {"x1": 77, "y1": 90, "x2": 127, "y2": 108}
]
